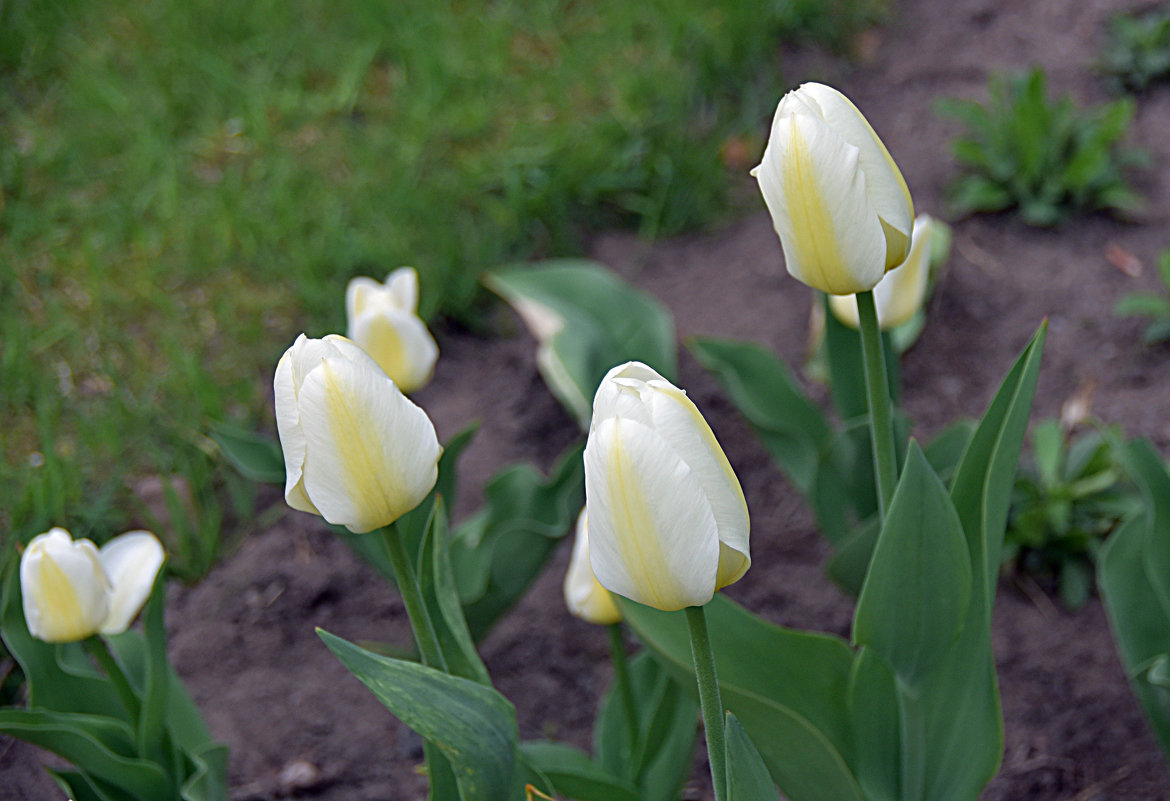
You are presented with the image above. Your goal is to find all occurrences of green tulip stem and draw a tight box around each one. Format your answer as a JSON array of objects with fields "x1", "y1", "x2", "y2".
[
  {"x1": 381, "y1": 526, "x2": 448, "y2": 673},
  {"x1": 607, "y1": 623, "x2": 640, "y2": 757},
  {"x1": 856, "y1": 289, "x2": 898, "y2": 519},
  {"x1": 686, "y1": 604, "x2": 727, "y2": 801},
  {"x1": 85, "y1": 636, "x2": 141, "y2": 722}
]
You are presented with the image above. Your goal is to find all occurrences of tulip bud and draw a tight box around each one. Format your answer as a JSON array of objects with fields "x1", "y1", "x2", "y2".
[
  {"x1": 752, "y1": 82, "x2": 914, "y2": 295},
  {"x1": 563, "y1": 510, "x2": 622, "y2": 625},
  {"x1": 20, "y1": 528, "x2": 165, "y2": 643},
  {"x1": 274, "y1": 334, "x2": 441, "y2": 533},
  {"x1": 345, "y1": 267, "x2": 439, "y2": 393},
  {"x1": 98, "y1": 531, "x2": 166, "y2": 634},
  {"x1": 21, "y1": 529, "x2": 111, "y2": 643},
  {"x1": 829, "y1": 214, "x2": 936, "y2": 330},
  {"x1": 584, "y1": 362, "x2": 750, "y2": 611}
]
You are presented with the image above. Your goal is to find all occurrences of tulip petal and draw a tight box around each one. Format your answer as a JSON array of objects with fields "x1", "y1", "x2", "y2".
[
  {"x1": 564, "y1": 511, "x2": 622, "y2": 625},
  {"x1": 346, "y1": 277, "x2": 385, "y2": 323},
  {"x1": 756, "y1": 113, "x2": 887, "y2": 294},
  {"x1": 350, "y1": 308, "x2": 438, "y2": 393},
  {"x1": 591, "y1": 362, "x2": 662, "y2": 427},
  {"x1": 274, "y1": 336, "x2": 325, "y2": 516},
  {"x1": 385, "y1": 267, "x2": 420, "y2": 314},
  {"x1": 585, "y1": 417, "x2": 720, "y2": 610},
  {"x1": 646, "y1": 383, "x2": 751, "y2": 590},
  {"x1": 98, "y1": 531, "x2": 165, "y2": 634},
  {"x1": 21, "y1": 529, "x2": 111, "y2": 643},
  {"x1": 796, "y1": 83, "x2": 914, "y2": 265},
  {"x1": 297, "y1": 351, "x2": 440, "y2": 533}
]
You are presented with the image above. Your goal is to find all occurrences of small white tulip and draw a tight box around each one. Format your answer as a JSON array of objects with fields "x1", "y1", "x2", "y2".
[
  {"x1": 753, "y1": 82, "x2": 914, "y2": 295},
  {"x1": 274, "y1": 334, "x2": 441, "y2": 533},
  {"x1": 563, "y1": 510, "x2": 621, "y2": 625},
  {"x1": 21, "y1": 528, "x2": 165, "y2": 643},
  {"x1": 584, "y1": 362, "x2": 750, "y2": 611},
  {"x1": 829, "y1": 214, "x2": 936, "y2": 330},
  {"x1": 345, "y1": 267, "x2": 439, "y2": 393}
]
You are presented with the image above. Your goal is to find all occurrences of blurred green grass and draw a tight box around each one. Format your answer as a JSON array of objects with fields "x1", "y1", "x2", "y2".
[{"x1": 0, "y1": 0, "x2": 885, "y2": 572}]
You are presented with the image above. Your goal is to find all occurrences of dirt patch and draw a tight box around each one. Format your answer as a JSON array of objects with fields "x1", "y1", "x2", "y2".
[{"x1": 5, "y1": 0, "x2": 1170, "y2": 798}]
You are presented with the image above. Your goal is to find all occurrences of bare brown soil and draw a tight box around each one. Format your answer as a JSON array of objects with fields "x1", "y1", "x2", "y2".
[{"x1": 5, "y1": 0, "x2": 1170, "y2": 798}]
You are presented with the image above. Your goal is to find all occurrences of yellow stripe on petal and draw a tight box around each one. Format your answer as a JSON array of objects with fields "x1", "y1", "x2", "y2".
[
  {"x1": 34, "y1": 555, "x2": 94, "y2": 642},
  {"x1": 604, "y1": 428, "x2": 679, "y2": 611},
  {"x1": 781, "y1": 116, "x2": 850, "y2": 294},
  {"x1": 320, "y1": 360, "x2": 412, "y2": 531}
]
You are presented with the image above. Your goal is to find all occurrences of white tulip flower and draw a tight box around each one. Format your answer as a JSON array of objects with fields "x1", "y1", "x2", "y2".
[
  {"x1": 345, "y1": 267, "x2": 439, "y2": 393},
  {"x1": 274, "y1": 334, "x2": 441, "y2": 533},
  {"x1": 829, "y1": 214, "x2": 936, "y2": 330},
  {"x1": 21, "y1": 528, "x2": 165, "y2": 643},
  {"x1": 753, "y1": 82, "x2": 914, "y2": 295},
  {"x1": 584, "y1": 362, "x2": 750, "y2": 611},
  {"x1": 563, "y1": 510, "x2": 621, "y2": 625}
]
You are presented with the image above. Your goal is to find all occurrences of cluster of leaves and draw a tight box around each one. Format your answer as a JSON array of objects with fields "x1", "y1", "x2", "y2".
[
  {"x1": 937, "y1": 68, "x2": 1146, "y2": 226},
  {"x1": 1005, "y1": 420, "x2": 1140, "y2": 608},
  {"x1": 1115, "y1": 250, "x2": 1170, "y2": 345},
  {"x1": 1100, "y1": 9, "x2": 1170, "y2": 93},
  {"x1": 0, "y1": 571, "x2": 228, "y2": 801}
]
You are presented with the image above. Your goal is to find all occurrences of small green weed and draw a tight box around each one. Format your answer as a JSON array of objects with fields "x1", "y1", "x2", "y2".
[
  {"x1": 1100, "y1": 9, "x2": 1170, "y2": 93},
  {"x1": 1005, "y1": 419, "x2": 1140, "y2": 608},
  {"x1": 937, "y1": 68, "x2": 1146, "y2": 226},
  {"x1": 1115, "y1": 250, "x2": 1170, "y2": 344}
]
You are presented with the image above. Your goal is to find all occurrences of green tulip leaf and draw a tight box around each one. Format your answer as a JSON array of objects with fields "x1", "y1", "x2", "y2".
[
  {"x1": 725, "y1": 712, "x2": 780, "y2": 801},
  {"x1": 846, "y1": 648, "x2": 901, "y2": 801},
  {"x1": 180, "y1": 742, "x2": 230, "y2": 801},
  {"x1": 950, "y1": 320, "x2": 1046, "y2": 606},
  {"x1": 519, "y1": 741, "x2": 642, "y2": 801},
  {"x1": 824, "y1": 517, "x2": 880, "y2": 596},
  {"x1": 485, "y1": 259, "x2": 677, "y2": 427},
  {"x1": 901, "y1": 321, "x2": 1045, "y2": 801},
  {"x1": 49, "y1": 769, "x2": 120, "y2": 801},
  {"x1": 418, "y1": 499, "x2": 491, "y2": 685},
  {"x1": 0, "y1": 708, "x2": 173, "y2": 801},
  {"x1": 319, "y1": 629, "x2": 519, "y2": 801},
  {"x1": 619, "y1": 595, "x2": 864, "y2": 801},
  {"x1": 687, "y1": 336, "x2": 831, "y2": 493},
  {"x1": 1099, "y1": 440, "x2": 1170, "y2": 756},
  {"x1": 854, "y1": 443, "x2": 972, "y2": 686},
  {"x1": 206, "y1": 419, "x2": 286, "y2": 485},
  {"x1": 1123, "y1": 438, "x2": 1170, "y2": 617},
  {"x1": 593, "y1": 650, "x2": 697, "y2": 801},
  {"x1": 451, "y1": 442, "x2": 585, "y2": 640}
]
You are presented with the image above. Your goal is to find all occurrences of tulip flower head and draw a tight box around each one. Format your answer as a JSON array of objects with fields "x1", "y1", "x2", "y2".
[
  {"x1": 563, "y1": 510, "x2": 622, "y2": 625},
  {"x1": 275, "y1": 334, "x2": 441, "y2": 534},
  {"x1": 345, "y1": 267, "x2": 439, "y2": 393},
  {"x1": 829, "y1": 214, "x2": 936, "y2": 330},
  {"x1": 753, "y1": 82, "x2": 914, "y2": 295},
  {"x1": 583, "y1": 362, "x2": 750, "y2": 611},
  {"x1": 21, "y1": 528, "x2": 165, "y2": 643}
]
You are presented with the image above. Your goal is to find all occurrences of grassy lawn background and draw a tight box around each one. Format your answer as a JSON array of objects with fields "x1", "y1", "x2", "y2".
[{"x1": 0, "y1": 0, "x2": 883, "y2": 574}]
